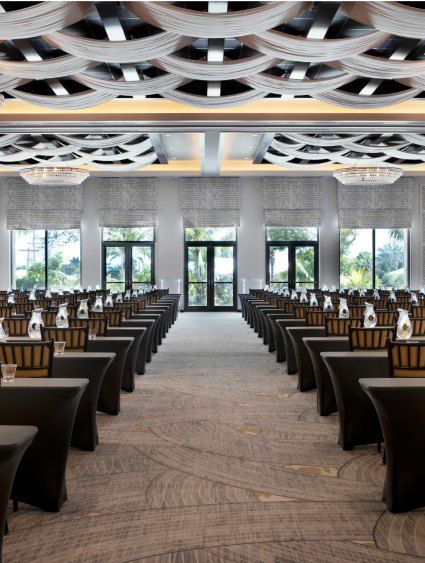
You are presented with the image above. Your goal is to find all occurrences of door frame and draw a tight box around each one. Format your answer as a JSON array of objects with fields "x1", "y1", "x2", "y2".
[
  {"x1": 184, "y1": 241, "x2": 237, "y2": 311},
  {"x1": 266, "y1": 240, "x2": 319, "y2": 289},
  {"x1": 102, "y1": 241, "x2": 155, "y2": 291}
]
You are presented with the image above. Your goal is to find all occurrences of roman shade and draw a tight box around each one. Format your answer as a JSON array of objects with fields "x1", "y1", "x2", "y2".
[
  {"x1": 178, "y1": 177, "x2": 241, "y2": 227},
  {"x1": 97, "y1": 177, "x2": 158, "y2": 227},
  {"x1": 6, "y1": 177, "x2": 83, "y2": 229},
  {"x1": 337, "y1": 179, "x2": 416, "y2": 228},
  {"x1": 261, "y1": 177, "x2": 325, "y2": 227}
]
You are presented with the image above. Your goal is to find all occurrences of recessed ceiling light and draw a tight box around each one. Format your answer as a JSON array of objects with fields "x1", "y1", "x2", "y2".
[
  {"x1": 252, "y1": 134, "x2": 258, "y2": 137},
  {"x1": 165, "y1": 134, "x2": 171, "y2": 137},
  {"x1": 244, "y1": 157, "x2": 250, "y2": 160},
  {"x1": 248, "y1": 146, "x2": 254, "y2": 149}
]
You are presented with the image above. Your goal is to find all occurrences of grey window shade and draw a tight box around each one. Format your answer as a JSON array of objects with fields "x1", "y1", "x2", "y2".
[
  {"x1": 261, "y1": 177, "x2": 325, "y2": 227},
  {"x1": 97, "y1": 177, "x2": 158, "y2": 227},
  {"x1": 178, "y1": 177, "x2": 241, "y2": 227},
  {"x1": 337, "y1": 179, "x2": 416, "y2": 228},
  {"x1": 6, "y1": 178, "x2": 83, "y2": 229}
]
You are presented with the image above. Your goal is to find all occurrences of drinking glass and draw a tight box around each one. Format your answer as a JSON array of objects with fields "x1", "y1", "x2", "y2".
[
  {"x1": 89, "y1": 328, "x2": 97, "y2": 340},
  {"x1": 54, "y1": 341, "x2": 66, "y2": 356},
  {"x1": 1, "y1": 364, "x2": 17, "y2": 383}
]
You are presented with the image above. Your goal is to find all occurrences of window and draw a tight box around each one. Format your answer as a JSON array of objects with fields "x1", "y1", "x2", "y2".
[
  {"x1": 185, "y1": 227, "x2": 236, "y2": 242},
  {"x1": 102, "y1": 227, "x2": 155, "y2": 292},
  {"x1": 13, "y1": 229, "x2": 81, "y2": 290},
  {"x1": 102, "y1": 227, "x2": 154, "y2": 242},
  {"x1": 339, "y1": 228, "x2": 409, "y2": 289},
  {"x1": 266, "y1": 228, "x2": 318, "y2": 290}
]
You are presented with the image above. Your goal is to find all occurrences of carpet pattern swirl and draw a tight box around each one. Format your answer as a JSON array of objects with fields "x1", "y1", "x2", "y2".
[{"x1": 4, "y1": 312, "x2": 425, "y2": 562}]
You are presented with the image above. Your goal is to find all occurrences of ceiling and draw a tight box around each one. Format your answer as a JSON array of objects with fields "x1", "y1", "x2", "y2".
[{"x1": 0, "y1": 1, "x2": 424, "y2": 176}]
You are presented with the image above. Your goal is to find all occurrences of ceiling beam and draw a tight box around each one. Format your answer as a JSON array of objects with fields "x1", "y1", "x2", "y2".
[
  {"x1": 149, "y1": 133, "x2": 168, "y2": 164},
  {"x1": 201, "y1": 131, "x2": 223, "y2": 175}
]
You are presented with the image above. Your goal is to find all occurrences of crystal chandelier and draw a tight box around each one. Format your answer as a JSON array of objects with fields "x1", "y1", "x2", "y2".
[
  {"x1": 20, "y1": 167, "x2": 90, "y2": 186},
  {"x1": 333, "y1": 166, "x2": 403, "y2": 185}
]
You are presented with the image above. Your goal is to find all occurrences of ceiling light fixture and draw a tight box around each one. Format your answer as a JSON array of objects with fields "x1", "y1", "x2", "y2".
[
  {"x1": 333, "y1": 166, "x2": 403, "y2": 185},
  {"x1": 20, "y1": 167, "x2": 90, "y2": 186}
]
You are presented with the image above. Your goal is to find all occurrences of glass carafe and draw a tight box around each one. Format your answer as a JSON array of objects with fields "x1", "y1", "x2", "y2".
[
  {"x1": 339, "y1": 298, "x2": 349, "y2": 319},
  {"x1": 56, "y1": 303, "x2": 69, "y2": 328},
  {"x1": 290, "y1": 289, "x2": 298, "y2": 300},
  {"x1": 299, "y1": 290, "x2": 307, "y2": 303},
  {"x1": 364, "y1": 302, "x2": 377, "y2": 328},
  {"x1": 28, "y1": 308, "x2": 43, "y2": 339},
  {"x1": 309, "y1": 293, "x2": 318, "y2": 307},
  {"x1": 0, "y1": 318, "x2": 6, "y2": 341},
  {"x1": 93, "y1": 296, "x2": 103, "y2": 312},
  {"x1": 105, "y1": 295, "x2": 113, "y2": 307},
  {"x1": 323, "y1": 295, "x2": 333, "y2": 312},
  {"x1": 77, "y1": 299, "x2": 89, "y2": 319},
  {"x1": 397, "y1": 309, "x2": 412, "y2": 340}
]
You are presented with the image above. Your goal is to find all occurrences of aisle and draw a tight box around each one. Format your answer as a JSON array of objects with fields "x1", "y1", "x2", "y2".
[{"x1": 4, "y1": 313, "x2": 424, "y2": 561}]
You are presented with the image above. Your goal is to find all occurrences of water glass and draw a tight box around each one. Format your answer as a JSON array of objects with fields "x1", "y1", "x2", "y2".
[
  {"x1": 54, "y1": 341, "x2": 66, "y2": 356},
  {"x1": 89, "y1": 328, "x2": 97, "y2": 340},
  {"x1": 1, "y1": 364, "x2": 17, "y2": 383}
]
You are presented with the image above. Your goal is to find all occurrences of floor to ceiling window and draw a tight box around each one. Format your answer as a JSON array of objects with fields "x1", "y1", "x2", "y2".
[
  {"x1": 339, "y1": 228, "x2": 409, "y2": 289},
  {"x1": 12, "y1": 229, "x2": 81, "y2": 290},
  {"x1": 184, "y1": 227, "x2": 237, "y2": 310},
  {"x1": 266, "y1": 227, "x2": 318, "y2": 290},
  {"x1": 102, "y1": 227, "x2": 155, "y2": 292}
]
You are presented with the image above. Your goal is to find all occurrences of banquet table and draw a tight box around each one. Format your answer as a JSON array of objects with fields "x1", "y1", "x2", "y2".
[
  {"x1": 106, "y1": 327, "x2": 145, "y2": 390},
  {"x1": 276, "y1": 319, "x2": 306, "y2": 374},
  {"x1": 0, "y1": 378, "x2": 87, "y2": 511},
  {"x1": 268, "y1": 313, "x2": 293, "y2": 362},
  {"x1": 122, "y1": 319, "x2": 155, "y2": 369},
  {"x1": 360, "y1": 378, "x2": 425, "y2": 513},
  {"x1": 53, "y1": 352, "x2": 115, "y2": 450},
  {"x1": 287, "y1": 326, "x2": 325, "y2": 391},
  {"x1": 303, "y1": 336, "x2": 350, "y2": 415},
  {"x1": 0, "y1": 425, "x2": 37, "y2": 560},
  {"x1": 87, "y1": 337, "x2": 133, "y2": 414},
  {"x1": 321, "y1": 351, "x2": 388, "y2": 450}
]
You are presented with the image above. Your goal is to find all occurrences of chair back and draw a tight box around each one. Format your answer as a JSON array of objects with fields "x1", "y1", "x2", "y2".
[
  {"x1": 410, "y1": 305, "x2": 425, "y2": 318},
  {"x1": 411, "y1": 318, "x2": 425, "y2": 337},
  {"x1": 14, "y1": 303, "x2": 28, "y2": 315},
  {"x1": 305, "y1": 309, "x2": 337, "y2": 326},
  {"x1": 98, "y1": 309, "x2": 123, "y2": 327},
  {"x1": 348, "y1": 305, "x2": 364, "y2": 318},
  {"x1": 348, "y1": 326, "x2": 396, "y2": 351},
  {"x1": 0, "y1": 306, "x2": 10, "y2": 318},
  {"x1": 70, "y1": 316, "x2": 108, "y2": 337},
  {"x1": 34, "y1": 299, "x2": 51, "y2": 310},
  {"x1": 0, "y1": 340, "x2": 54, "y2": 377},
  {"x1": 372, "y1": 299, "x2": 387, "y2": 310},
  {"x1": 293, "y1": 304, "x2": 310, "y2": 319},
  {"x1": 105, "y1": 303, "x2": 133, "y2": 319},
  {"x1": 41, "y1": 326, "x2": 88, "y2": 352},
  {"x1": 324, "y1": 317, "x2": 363, "y2": 336},
  {"x1": 41, "y1": 311, "x2": 58, "y2": 327},
  {"x1": 388, "y1": 340, "x2": 425, "y2": 377},
  {"x1": 2, "y1": 317, "x2": 29, "y2": 336},
  {"x1": 375, "y1": 310, "x2": 397, "y2": 326}
]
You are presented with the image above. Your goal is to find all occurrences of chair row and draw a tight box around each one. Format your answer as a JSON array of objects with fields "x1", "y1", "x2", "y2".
[
  {"x1": 0, "y1": 291, "x2": 180, "y2": 561},
  {"x1": 239, "y1": 291, "x2": 425, "y2": 515}
]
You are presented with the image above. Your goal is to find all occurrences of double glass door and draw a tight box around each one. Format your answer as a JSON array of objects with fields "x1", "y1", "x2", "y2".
[
  {"x1": 267, "y1": 241, "x2": 318, "y2": 290},
  {"x1": 185, "y1": 242, "x2": 237, "y2": 310},
  {"x1": 103, "y1": 242, "x2": 154, "y2": 292}
]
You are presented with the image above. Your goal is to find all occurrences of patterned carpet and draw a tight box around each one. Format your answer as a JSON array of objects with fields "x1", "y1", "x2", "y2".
[{"x1": 4, "y1": 312, "x2": 425, "y2": 562}]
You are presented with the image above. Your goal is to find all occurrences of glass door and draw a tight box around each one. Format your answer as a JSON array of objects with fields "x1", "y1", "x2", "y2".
[
  {"x1": 103, "y1": 242, "x2": 154, "y2": 292},
  {"x1": 185, "y1": 242, "x2": 237, "y2": 310},
  {"x1": 267, "y1": 242, "x2": 318, "y2": 290}
]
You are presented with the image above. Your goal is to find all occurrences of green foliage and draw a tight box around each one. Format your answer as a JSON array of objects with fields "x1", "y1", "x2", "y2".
[
  {"x1": 185, "y1": 228, "x2": 236, "y2": 242},
  {"x1": 103, "y1": 227, "x2": 154, "y2": 242}
]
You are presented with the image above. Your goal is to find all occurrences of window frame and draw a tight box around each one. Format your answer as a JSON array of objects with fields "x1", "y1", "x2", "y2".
[
  {"x1": 338, "y1": 228, "x2": 411, "y2": 289},
  {"x1": 265, "y1": 228, "x2": 319, "y2": 289},
  {"x1": 11, "y1": 229, "x2": 82, "y2": 289},
  {"x1": 101, "y1": 228, "x2": 155, "y2": 291}
]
